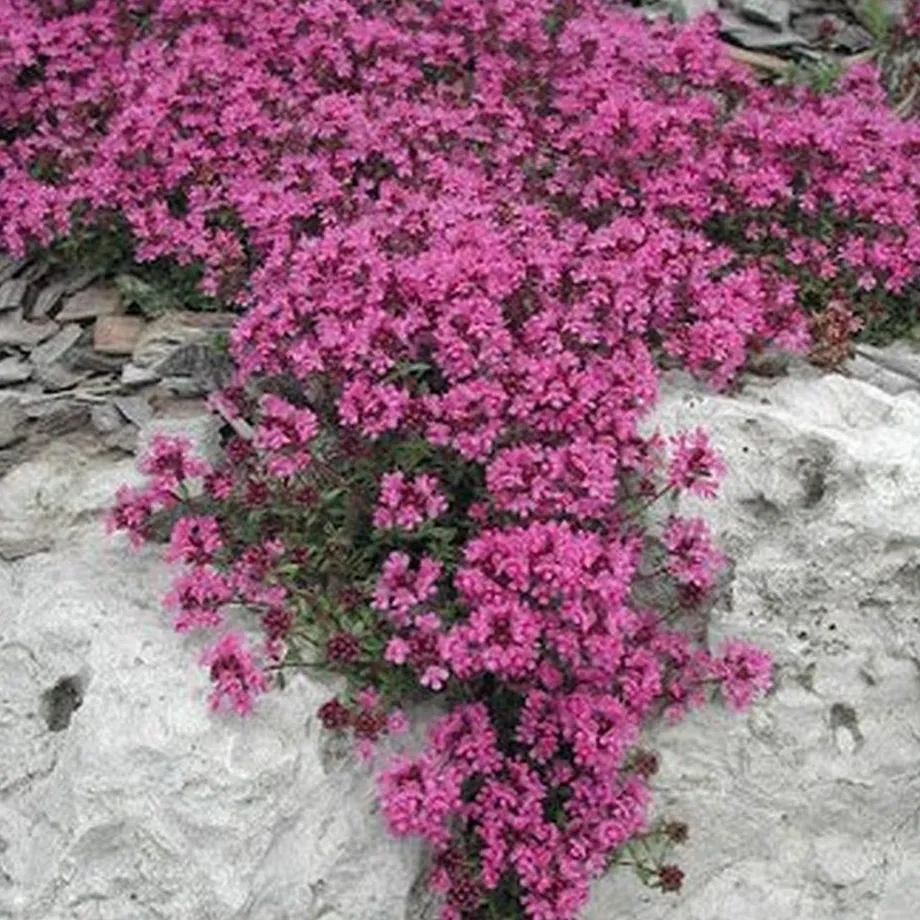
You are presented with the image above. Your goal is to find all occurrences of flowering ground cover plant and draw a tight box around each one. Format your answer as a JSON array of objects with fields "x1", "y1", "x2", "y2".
[{"x1": 4, "y1": 0, "x2": 920, "y2": 917}]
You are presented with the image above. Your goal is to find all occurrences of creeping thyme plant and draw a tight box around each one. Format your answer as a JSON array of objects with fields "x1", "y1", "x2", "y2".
[{"x1": 5, "y1": 1, "x2": 920, "y2": 917}]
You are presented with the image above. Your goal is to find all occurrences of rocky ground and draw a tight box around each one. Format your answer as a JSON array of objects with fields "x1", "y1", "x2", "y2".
[
  {"x1": 0, "y1": 254, "x2": 234, "y2": 561},
  {"x1": 639, "y1": 0, "x2": 898, "y2": 58}
]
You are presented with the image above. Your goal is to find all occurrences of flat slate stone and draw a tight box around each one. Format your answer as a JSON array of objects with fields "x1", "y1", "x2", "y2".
[
  {"x1": 31, "y1": 282, "x2": 66, "y2": 320},
  {"x1": 56, "y1": 285, "x2": 123, "y2": 323},
  {"x1": 741, "y1": 0, "x2": 792, "y2": 30},
  {"x1": 120, "y1": 362, "x2": 161, "y2": 387},
  {"x1": 0, "y1": 315, "x2": 60, "y2": 350},
  {"x1": 0, "y1": 357, "x2": 33, "y2": 386},
  {"x1": 61, "y1": 269, "x2": 101, "y2": 295},
  {"x1": 93, "y1": 315, "x2": 146, "y2": 356},
  {"x1": 30, "y1": 323, "x2": 82, "y2": 366},
  {"x1": 90, "y1": 402, "x2": 125, "y2": 435},
  {"x1": 0, "y1": 256, "x2": 20, "y2": 284},
  {"x1": 0, "y1": 280, "x2": 30, "y2": 313},
  {"x1": 33, "y1": 362, "x2": 88, "y2": 393},
  {"x1": 112, "y1": 395, "x2": 154, "y2": 427},
  {"x1": 0, "y1": 397, "x2": 28, "y2": 448},
  {"x1": 131, "y1": 311, "x2": 235, "y2": 369}
]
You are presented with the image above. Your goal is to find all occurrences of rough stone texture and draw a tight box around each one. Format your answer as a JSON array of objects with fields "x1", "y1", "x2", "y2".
[
  {"x1": 0, "y1": 315, "x2": 59, "y2": 350},
  {"x1": 2, "y1": 359, "x2": 920, "y2": 920},
  {"x1": 92, "y1": 315, "x2": 147, "y2": 356},
  {"x1": 131, "y1": 312, "x2": 234, "y2": 371},
  {"x1": 56, "y1": 286, "x2": 123, "y2": 324},
  {"x1": 587, "y1": 362, "x2": 920, "y2": 920},
  {"x1": 0, "y1": 357, "x2": 32, "y2": 386},
  {"x1": 29, "y1": 324, "x2": 83, "y2": 367},
  {"x1": 0, "y1": 446, "x2": 419, "y2": 920}
]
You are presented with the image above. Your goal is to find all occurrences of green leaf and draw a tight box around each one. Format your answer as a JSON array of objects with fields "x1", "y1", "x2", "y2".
[{"x1": 860, "y1": 0, "x2": 890, "y2": 42}]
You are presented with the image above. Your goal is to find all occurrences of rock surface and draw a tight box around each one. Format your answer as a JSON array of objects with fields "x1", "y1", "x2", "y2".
[
  {"x1": 0, "y1": 259, "x2": 234, "y2": 459},
  {"x1": 0, "y1": 445, "x2": 420, "y2": 920},
  {"x1": 1, "y1": 357, "x2": 920, "y2": 919},
  {"x1": 588, "y1": 359, "x2": 920, "y2": 920}
]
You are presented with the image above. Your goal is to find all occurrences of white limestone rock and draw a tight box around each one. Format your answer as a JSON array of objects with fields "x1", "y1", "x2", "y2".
[
  {"x1": 586, "y1": 367, "x2": 920, "y2": 920},
  {"x1": 0, "y1": 449, "x2": 419, "y2": 920}
]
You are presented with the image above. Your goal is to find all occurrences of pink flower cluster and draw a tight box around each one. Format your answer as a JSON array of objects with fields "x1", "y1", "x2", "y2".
[
  {"x1": 21, "y1": 0, "x2": 908, "y2": 915},
  {"x1": 374, "y1": 472, "x2": 448, "y2": 531},
  {"x1": 252, "y1": 395, "x2": 319, "y2": 479}
]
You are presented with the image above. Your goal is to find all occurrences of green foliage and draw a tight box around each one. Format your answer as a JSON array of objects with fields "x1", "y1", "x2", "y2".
[
  {"x1": 859, "y1": 0, "x2": 892, "y2": 44},
  {"x1": 780, "y1": 57, "x2": 845, "y2": 95},
  {"x1": 35, "y1": 211, "x2": 226, "y2": 315}
]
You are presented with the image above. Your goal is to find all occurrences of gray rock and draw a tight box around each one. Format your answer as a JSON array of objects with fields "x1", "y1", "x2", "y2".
[
  {"x1": 103, "y1": 425, "x2": 141, "y2": 454},
  {"x1": 721, "y1": 11, "x2": 810, "y2": 48},
  {"x1": 0, "y1": 255, "x2": 21, "y2": 284},
  {"x1": 851, "y1": 341, "x2": 920, "y2": 388},
  {"x1": 0, "y1": 396, "x2": 28, "y2": 448},
  {"x1": 0, "y1": 356, "x2": 33, "y2": 386},
  {"x1": 158, "y1": 375, "x2": 212, "y2": 398},
  {"x1": 741, "y1": 0, "x2": 791, "y2": 29},
  {"x1": 112, "y1": 394, "x2": 154, "y2": 428},
  {"x1": 30, "y1": 282, "x2": 66, "y2": 320},
  {"x1": 26, "y1": 399, "x2": 91, "y2": 436},
  {"x1": 0, "y1": 279, "x2": 31, "y2": 313},
  {"x1": 56, "y1": 285, "x2": 123, "y2": 323},
  {"x1": 68, "y1": 346, "x2": 126, "y2": 375},
  {"x1": 131, "y1": 312, "x2": 234, "y2": 385},
  {"x1": 672, "y1": 0, "x2": 721, "y2": 20},
  {"x1": 18, "y1": 260, "x2": 50, "y2": 285},
  {"x1": 155, "y1": 340, "x2": 233, "y2": 384},
  {"x1": 61, "y1": 269, "x2": 101, "y2": 295},
  {"x1": 0, "y1": 314, "x2": 60, "y2": 349},
  {"x1": 120, "y1": 362, "x2": 162, "y2": 388},
  {"x1": 90, "y1": 402, "x2": 125, "y2": 436},
  {"x1": 844, "y1": 353, "x2": 918, "y2": 396},
  {"x1": 831, "y1": 22, "x2": 874, "y2": 53},
  {"x1": 0, "y1": 531, "x2": 53, "y2": 560},
  {"x1": 30, "y1": 323, "x2": 83, "y2": 366},
  {"x1": 32, "y1": 362, "x2": 88, "y2": 394}
]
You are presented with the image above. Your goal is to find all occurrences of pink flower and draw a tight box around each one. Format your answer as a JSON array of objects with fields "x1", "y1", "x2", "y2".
[
  {"x1": 385, "y1": 637, "x2": 410, "y2": 665},
  {"x1": 356, "y1": 687, "x2": 381, "y2": 711},
  {"x1": 420, "y1": 664, "x2": 449, "y2": 691},
  {"x1": 372, "y1": 553, "x2": 442, "y2": 625},
  {"x1": 139, "y1": 436, "x2": 209, "y2": 490},
  {"x1": 373, "y1": 471, "x2": 448, "y2": 531},
  {"x1": 166, "y1": 515, "x2": 223, "y2": 565},
  {"x1": 253, "y1": 394, "x2": 318, "y2": 478},
  {"x1": 667, "y1": 428, "x2": 726, "y2": 499},
  {"x1": 106, "y1": 485, "x2": 158, "y2": 547},
  {"x1": 164, "y1": 566, "x2": 234, "y2": 632},
  {"x1": 200, "y1": 632, "x2": 269, "y2": 716},
  {"x1": 661, "y1": 516, "x2": 726, "y2": 592},
  {"x1": 386, "y1": 709, "x2": 411, "y2": 735},
  {"x1": 713, "y1": 640, "x2": 774, "y2": 711}
]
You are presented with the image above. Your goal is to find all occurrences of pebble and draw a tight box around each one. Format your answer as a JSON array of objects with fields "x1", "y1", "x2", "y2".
[
  {"x1": 0, "y1": 357, "x2": 32, "y2": 386},
  {"x1": 30, "y1": 323, "x2": 83, "y2": 366}
]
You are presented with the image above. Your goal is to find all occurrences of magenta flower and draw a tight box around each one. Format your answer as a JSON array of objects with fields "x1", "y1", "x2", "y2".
[
  {"x1": 713, "y1": 640, "x2": 774, "y2": 711},
  {"x1": 667, "y1": 428, "x2": 727, "y2": 499},
  {"x1": 200, "y1": 632, "x2": 269, "y2": 716},
  {"x1": 166, "y1": 515, "x2": 223, "y2": 565},
  {"x1": 373, "y1": 471, "x2": 448, "y2": 531},
  {"x1": 139, "y1": 436, "x2": 209, "y2": 491},
  {"x1": 661, "y1": 516, "x2": 726, "y2": 592}
]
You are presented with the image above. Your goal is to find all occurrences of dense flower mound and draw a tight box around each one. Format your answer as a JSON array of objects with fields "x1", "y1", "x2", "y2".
[{"x1": 5, "y1": 1, "x2": 918, "y2": 918}]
